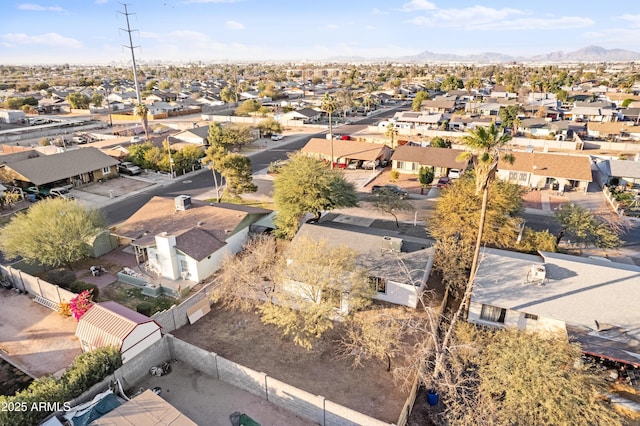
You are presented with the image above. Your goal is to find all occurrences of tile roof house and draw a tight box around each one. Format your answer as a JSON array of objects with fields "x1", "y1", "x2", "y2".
[
  {"x1": 467, "y1": 249, "x2": 640, "y2": 367},
  {"x1": 75, "y1": 301, "x2": 162, "y2": 363},
  {"x1": 497, "y1": 151, "x2": 592, "y2": 192},
  {"x1": 587, "y1": 122, "x2": 640, "y2": 141},
  {"x1": 172, "y1": 125, "x2": 211, "y2": 146},
  {"x1": 0, "y1": 147, "x2": 119, "y2": 188},
  {"x1": 301, "y1": 138, "x2": 391, "y2": 168},
  {"x1": 420, "y1": 98, "x2": 456, "y2": 113},
  {"x1": 288, "y1": 221, "x2": 433, "y2": 309},
  {"x1": 391, "y1": 145, "x2": 468, "y2": 176},
  {"x1": 281, "y1": 107, "x2": 322, "y2": 123},
  {"x1": 112, "y1": 196, "x2": 272, "y2": 284},
  {"x1": 391, "y1": 111, "x2": 445, "y2": 129}
]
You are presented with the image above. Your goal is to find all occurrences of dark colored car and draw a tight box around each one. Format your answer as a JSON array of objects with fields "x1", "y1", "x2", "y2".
[
  {"x1": 436, "y1": 177, "x2": 451, "y2": 188},
  {"x1": 371, "y1": 184, "x2": 409, "y2": 199}
]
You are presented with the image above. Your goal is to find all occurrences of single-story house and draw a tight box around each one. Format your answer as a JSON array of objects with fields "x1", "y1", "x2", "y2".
[
  {"x1": 172, "y1": 125, "x2": 210, "y2": 145},
  {"x1": 420, "y1": 98, "x2": 456, "y2": 114},
  {"x1": 301, "y1": 138, "x2": 391, "y2": 168},
  {"x1": 587, "y1": 122, "x2": 640, "y2": 141},
  {"x1": 497, "y1": 151, "x2": 593, "y2": 192},
  {"x1": 75, "y1": 301, "x2": 162, "y2": 363},
  {"x1": 0, "y1": 147, "x2": 119, "y2": 189},
  {"x1": 391, "y1": 111, "x2": 446, "y2": 130},
  {"x1": 595, "y1": 157, "x2": 640, "y2": 188},
  {"x1": 288, "y1": 221, "x2": 433, "y2": 309},
  {"x1": 468, "y1": 249, "x2": 640, "y2": 367},
  {"x1": 449, "y1": 115, "x2": 495, "y2": 131},
  {"x1": 111, "y1": 196, "x2": 272, "y2": 284},
  {"x1": 281, "y1": 107, "x2": 322, "y2": 123},
  {"x1": 391, "y1": 145, "x2": 468, "y2": 176}
]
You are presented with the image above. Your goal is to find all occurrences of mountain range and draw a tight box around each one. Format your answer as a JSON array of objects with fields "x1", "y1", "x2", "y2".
[{"x1": 328, "y1": 46, "x2": 640, "y2": 64}]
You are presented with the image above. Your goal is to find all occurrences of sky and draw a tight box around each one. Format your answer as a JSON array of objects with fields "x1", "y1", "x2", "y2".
[{"x1": 1, "y1": 0, "x2": 640, "y2": 65}]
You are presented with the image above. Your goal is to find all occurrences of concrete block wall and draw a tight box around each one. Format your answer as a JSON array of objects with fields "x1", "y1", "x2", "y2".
[
  {"x1": 217, "y1": 356, "x2": 268, "y2": 400},
  {"x1": 152, "y1": 287, "x2": 210, "y2": 332},
  {"x1": 266, "y1": 376, "x2": 325, "y2": 425},
  {"x1": 116, "y1": 337, "x2": 171, "y2": 390},
  {"x1": 168, "y1": 335, "x2": 218, "y2": 377},
  {"x1": 324, "y1": 400, "x2": 392, "y2": 426}
]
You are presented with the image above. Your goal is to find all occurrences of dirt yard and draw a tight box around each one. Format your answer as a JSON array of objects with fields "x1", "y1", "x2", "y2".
[
  {"x1": 0, "y1": 288, "x2": 81, "y2": 378},
  {"x1": 173, "y1": 305, "x2": 409, "y2": 423}
]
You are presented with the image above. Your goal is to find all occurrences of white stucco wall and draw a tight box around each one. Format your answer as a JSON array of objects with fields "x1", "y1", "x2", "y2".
[
  {"x1": 374, "y1": 280, "x2": 422, "y2": 308},
  {"x1": 121, "y1": 323, "x2": 162, "y2": 363},
  {"x1": 194, "y1": 228, "x2": 249, "y2": 282},
  {"x1": 468, "y1": 301, "x2": 566, "y2": 336}
]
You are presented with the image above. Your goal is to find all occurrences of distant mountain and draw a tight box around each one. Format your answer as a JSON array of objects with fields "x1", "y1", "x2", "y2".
[
  {"x1": 326, "y1": 46, "x2": 640, "y2": 64},
  {"x1": 529, "y1": 45, "x2": 640, "y2": 62}
]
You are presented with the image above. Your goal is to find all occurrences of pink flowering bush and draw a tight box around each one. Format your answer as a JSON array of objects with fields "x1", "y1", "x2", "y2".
[{"x1": 69, "y1": 289, "x2": 94, "y2": 321}]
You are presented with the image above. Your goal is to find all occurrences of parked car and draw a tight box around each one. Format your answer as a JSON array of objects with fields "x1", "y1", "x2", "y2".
[
  {"x1": 271, "y1": 134, "x2": 284, "y2": 141},
  {"x1": 436, "y1": 177, "x2": 451, "y2": 188},
  {"x1": 49, "y1": 186, "x2": 74, "y2": 200},
  {"x1": 346, "y1": 160, "x2": 362, "y2": 169},
  {"x1": 341, "y1": 135, "x2": 351, "y2": 140},
  {"x1": 362, "y1": 159, "x2": 380, "y2": 169},
  {"x1": 130, "y1": 136, "x2": 143, "y2": 143},
  {"x1": 371, "y1": 184, "x2": 409, "y2": 199},
  {"x1": 118, "y1": 162, "x2": 142, "y2": 176},
  {"x1": 72, "y1": 136, "x2": 87, "y2": 144},
  {"x1": 448, "y1": 169, "x2": 462, "y2": 179}
]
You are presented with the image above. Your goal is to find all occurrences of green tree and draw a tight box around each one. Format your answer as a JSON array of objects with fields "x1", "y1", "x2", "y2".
[
  {"x1": 321, "y1": 93, "x2": 338, "y2": 168},
  {"x1": 90, "y1": 92, "x2": 103, "y2": 107},
  {"x1": 0, "y1": 199, "x2": 105, "y2": 269},
  {"x1": 215, "y1": 152, "x2": 257, "y2": 199},
  {"x1": 498, "y1": 104, "x2": 521, "y2": 130},
  {"x1": 220, "y1": 86, "x2": 236, "y2": 103},
  {"x1": 273, "y1": 153, "x2": 357, "y2": 239},
  {"x1": 418, "y1": 166, "x2": 434, "y2": 193},
  {"x1": 412, "y1": 90, "x2": 430, "y2": 111},
  {"x1": 66, "y1": 93, "x2": 91, "y2": 109},
  {"x1": 621, "y1": 98, "x2": 634, "y2": 108},
  {"x1": 518, "y1": 228, "x2": 558, "y2": 253},
  {"x1": 257, "y1": 117, "x2": 282, "y2": 137},
  {"x1": 441, "y1": 75, "x2": 463, "y2": 92},
  {"x1": 429, "y1": 137, "x2": 451, "y2": 148},
  {"x1": 385, "y1": 122, "x2": 399, "y2": 148},
  {"x1": 207, "y1": 122, "x2": 254, "y2": 150},
  {"x1": 371, "y1": 188, "x2": 414, "y2": 227},
  {"x1": 235, "y1": 99, "x2": 260, "y2": 116},
  {"x1": 555, "y1": 203, "x2": 622, "y2": 249}
]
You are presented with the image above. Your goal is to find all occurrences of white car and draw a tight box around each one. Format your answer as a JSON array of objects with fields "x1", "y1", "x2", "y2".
[
  {"x1": 448, "y1": 169, "x2": 462, "y2": 179},
  {"x1": 271, "y1": 134, "x2": 284, "y2": 141}
]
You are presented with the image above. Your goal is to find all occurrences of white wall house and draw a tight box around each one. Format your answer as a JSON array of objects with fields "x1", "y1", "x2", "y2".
[
  {"x1": 75, "y1": 301, "x2": 162, "y2": 363},
  {"x1": 287, "y1": 222, "x2": 433, "y2": 310},
  {"x1": 468, "y1": 248, "x2": 640, "y2": 367}
]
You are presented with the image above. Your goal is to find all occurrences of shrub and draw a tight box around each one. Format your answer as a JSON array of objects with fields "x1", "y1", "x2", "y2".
[
  {"x1": 136, "y1": 302, "x2": 153, "y2": 317},
  {"x1": 389, "y1": 170, "x2": 400, "y2": 182},
  {"x1": 58, "y1": 302, "x2": 71, "y2": 317},
  {"x1": 69, "y1": 290, "x2": 94, "y2": 321},
  {"x1": 45, "y1": 269, "x2": 76, "y2": 288},
  {"x1": 70, "y1": 281, "x2": 99, "y2": 299}
]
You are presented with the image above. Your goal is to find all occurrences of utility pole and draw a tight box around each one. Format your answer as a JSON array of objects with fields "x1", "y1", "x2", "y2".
[{"x1": 118, "y1": 3, "x2": 142, "y2": 105}]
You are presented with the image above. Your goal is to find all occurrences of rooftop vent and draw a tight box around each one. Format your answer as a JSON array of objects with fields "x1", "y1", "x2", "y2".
[
  {"x1": 526, "y1": 264, "x2": 546, "y2": 285},
  {"x1": 175, "y1": 195, "x2": 191, "y2": 211},
  {"x1": 381, "y1": 236, "x2": 402, "y2": 253}
]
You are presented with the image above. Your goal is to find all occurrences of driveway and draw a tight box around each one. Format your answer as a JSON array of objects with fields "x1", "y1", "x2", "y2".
[{"x1": 0, "y1": 288, "x2": 81, "y2": 378}]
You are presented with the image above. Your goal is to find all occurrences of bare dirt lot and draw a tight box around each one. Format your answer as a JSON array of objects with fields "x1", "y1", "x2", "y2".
[
  {"x1": 173, "y1": 305, "x2": 409, "y2": 424},
  {"x1": 0, "y1": 288, "x2": 81, "y2": 378}
]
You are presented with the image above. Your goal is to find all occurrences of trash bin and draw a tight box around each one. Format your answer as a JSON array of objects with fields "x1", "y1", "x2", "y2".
[
  {"x1": 27, "y1": 194, "x2": 36, "y2": 202},
  {"x1": 427, "y1": 389, "x2": 439, "y2": 406}
]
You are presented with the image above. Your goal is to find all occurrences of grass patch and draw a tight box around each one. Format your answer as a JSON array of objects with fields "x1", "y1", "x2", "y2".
[
  {"x1": 98, "y1": 282, "x2": 175, "y2": 315},
  {"x1": 206, "y1": 197, "x2": 275, "y2": 210}
]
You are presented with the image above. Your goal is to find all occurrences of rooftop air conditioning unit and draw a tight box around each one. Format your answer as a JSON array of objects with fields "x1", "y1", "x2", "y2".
[
  {"x1": 175, "y1": 195, "x2": 191, "y2": 211},
  {"x1": 381, "y1": 236, "x2": 402, "y2": 253},
  {"x1": 527, "y1": 264, "x2": 546, "y2": 285}
]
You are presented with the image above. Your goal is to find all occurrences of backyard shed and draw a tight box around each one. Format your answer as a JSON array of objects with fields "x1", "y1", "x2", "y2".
[{"x1": 75, "y1": 301, "x2": 162, "y2": 363}]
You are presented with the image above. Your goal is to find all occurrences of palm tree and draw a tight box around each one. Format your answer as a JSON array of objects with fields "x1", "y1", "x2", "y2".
[
  {"x1": 322, "y1": 93, "x2": 337, "y2": 169},
  {"x1": 457, "y1": 123, "x2": 514, "y2": 317},
  {"x1": 385, "y1": 122, "x2": 399, "y2": 148},
  {"x1": 135, "y1": 103, "x2": 149, "y2": 141}
]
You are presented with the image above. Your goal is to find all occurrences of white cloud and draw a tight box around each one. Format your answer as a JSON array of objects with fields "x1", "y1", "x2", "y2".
[
  {"x1": 371, "y1": 8, "x2": 388, "y2": 15},
  {"x1": 95, "y1": 0, "x2": 109, "y2": 4},
  {"x1": 17, "y1": 3, "x2": 64, "y2": 12},
  {"x1": 401, "y1": 0, "x2": 436, "y2": 12},
  {"x1": 583, "y1": 28, "x2": 640, "y2": 48},
  {"x1": 0, "y1": 32, "x2": 82, "y2": 48},
  {"x1": 408, "y1": 6, "x2": 592, "y2": 31},
  {"x1": 225, "y1": 20, "x2": 245, "y2": 30},
  {"x1": 617, "y1": 14, "x2": 640, "y2": 28}
]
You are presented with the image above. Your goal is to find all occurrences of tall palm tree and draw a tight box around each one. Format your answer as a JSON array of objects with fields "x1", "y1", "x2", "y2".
[
  {"x1": 135, "y1": 103, "x2": 149, "y2": 141},
  {"x1": 457, "y1": 122, "x2": 514, "y2": 317},
  {"x1": 322, "y1": 93, "x2": 337, "y2": 169}
]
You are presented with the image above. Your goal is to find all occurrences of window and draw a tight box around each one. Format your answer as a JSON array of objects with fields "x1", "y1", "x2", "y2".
[
  {"x1": 524, "y1": 313, "x2": 538, "y2": 321},
  {"x1": 368, "y1": 276, "x2": 387, "y2": 294},
  {"x1": 480, "y1": 304, "x2": 506, "y2": 323},
  {"x1": 508, "y1": 171, "x2": 518, "y2": 181},
  {"x1": 102, "y1": 166, "x2": 111, "y2": 174}
]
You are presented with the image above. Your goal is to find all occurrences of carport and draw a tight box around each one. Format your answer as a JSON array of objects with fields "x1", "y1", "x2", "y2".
[{"x1": 301, "y1": 137, "x2": 391, "y2": 168}]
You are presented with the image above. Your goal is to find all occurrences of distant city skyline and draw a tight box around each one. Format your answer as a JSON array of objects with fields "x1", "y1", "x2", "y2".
[{"x1": 2, "y1": 0, "x2": 640, "y2": 65}]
